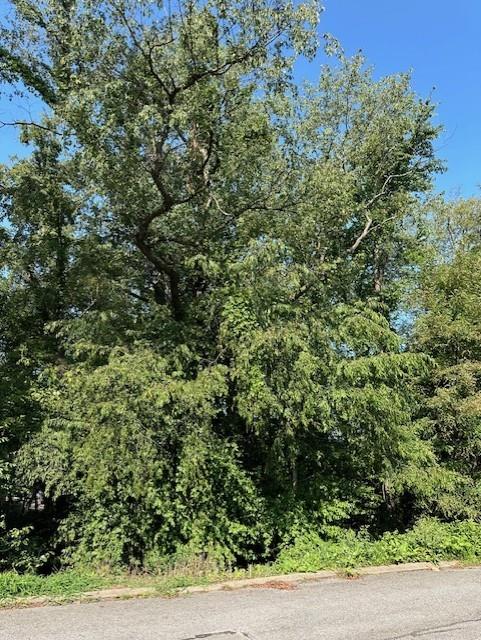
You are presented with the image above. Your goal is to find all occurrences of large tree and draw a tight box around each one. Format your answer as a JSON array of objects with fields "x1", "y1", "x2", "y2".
[{"x1": 0, "y1": 1, "x2": 443, "y2": 567}]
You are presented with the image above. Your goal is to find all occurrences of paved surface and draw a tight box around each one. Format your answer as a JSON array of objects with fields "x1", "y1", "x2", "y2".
[{"x1": 2, "y1": 568, "x2": 481, "y2": 639}]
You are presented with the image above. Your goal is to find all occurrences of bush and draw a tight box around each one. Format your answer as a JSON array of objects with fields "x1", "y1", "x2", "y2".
[
  {"x1": 275, "y1": 518, "x2": 481, "y2": 572},
  {"x1": 0, "y1": 519, "x2": 51, "y2": 573}
]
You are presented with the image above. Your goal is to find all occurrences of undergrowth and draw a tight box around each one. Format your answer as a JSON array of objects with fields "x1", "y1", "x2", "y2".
[
  {"x1": 275, "y1": 518, "x2": 481, "y2": 572},
  {"x1": 2, "y1": 518, "x2": 481, "y2": 604}
]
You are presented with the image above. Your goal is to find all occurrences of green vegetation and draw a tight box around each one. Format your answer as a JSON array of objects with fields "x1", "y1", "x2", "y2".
[
  {"x1": 0, "y1": 0, "x2": 480, "y2": 589},
  {"x1": 276, "y1": 519, "x2": 481, "y2": 572},
  {"x1": 3, "y1": 518, "x2": 481, "y2": 604},
  {"x1": 0, "y1": 570, "x2": 108, "y2": 602}
]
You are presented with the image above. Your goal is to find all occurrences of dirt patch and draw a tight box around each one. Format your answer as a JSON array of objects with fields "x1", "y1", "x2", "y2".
[{"x1": 250, "y1": 580, "x2": 297, "y2": 591}]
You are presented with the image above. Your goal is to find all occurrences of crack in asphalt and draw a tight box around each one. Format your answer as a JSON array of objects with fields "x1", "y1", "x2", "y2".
[
  {"x1": 180, "y1": 632, "x2": 256, "y2": 640},
  {"x1": 385, "y1": 615, "x2": 481, "y2": 638}
]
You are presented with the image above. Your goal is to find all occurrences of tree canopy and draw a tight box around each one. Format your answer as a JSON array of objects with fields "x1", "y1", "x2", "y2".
[{"x1": 0, "y1": 0, "x2": 478, "y2": 571}]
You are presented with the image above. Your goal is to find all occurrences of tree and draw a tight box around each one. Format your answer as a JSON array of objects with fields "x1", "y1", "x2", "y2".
[
  {"x1": 0, "y1": 1, "x2": 443, "y2": 568},
  {"x1": 414, "y1": 199, "x2": 481, "y2": 519}
]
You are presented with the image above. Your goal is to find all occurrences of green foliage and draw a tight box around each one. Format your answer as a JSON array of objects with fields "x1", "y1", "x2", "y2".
[
  {"x1": 0, "y1": 0, "x2": 472, "y2": 575},
  {"x1": 0, "y1": 570, "x2": 107, "y2": 601},
  {"x1": 413, "y1": 200, "x2": 481, "y2": 519},
  {"x1": 0, "y1": 520, "x2": 47, "y2": 573},
  {"x1": 276, "y1": 518, "x2": 481, "y2": 572},
  {"x1": 17, "y1": 350, "x2": 263, "y2": 567}
]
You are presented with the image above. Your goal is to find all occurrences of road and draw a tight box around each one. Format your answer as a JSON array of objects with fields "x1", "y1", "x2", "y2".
[{"x1": 2, "y1": 567, "x2": 481, "y2": 639}]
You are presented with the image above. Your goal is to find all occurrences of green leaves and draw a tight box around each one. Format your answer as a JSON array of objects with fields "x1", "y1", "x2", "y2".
[
  {"x1": 412, "y1": 201, "x2": 481, "y2": 519},
  {"x1": 18, "y1": 349, "x2": 262, "y2": 566},
  {"x1": 0, "y1": 1, "x2": 453, "y2": 570}
]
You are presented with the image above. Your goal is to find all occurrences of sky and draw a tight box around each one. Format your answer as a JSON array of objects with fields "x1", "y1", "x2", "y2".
[
  {"x1": 1, "y1": 0, "x2": 480, "y2": 197},
  {"x1": 312, "y1": 0, "x2": 481, "y2": 197}
]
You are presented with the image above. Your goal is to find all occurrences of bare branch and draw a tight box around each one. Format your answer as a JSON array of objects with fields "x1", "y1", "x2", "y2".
[
  {"x1": 0, "y1": 120, "x2": 61, "y2": 135},
  {"x1": 349, "y1": 214, "x2": 373, "y2": 253}
]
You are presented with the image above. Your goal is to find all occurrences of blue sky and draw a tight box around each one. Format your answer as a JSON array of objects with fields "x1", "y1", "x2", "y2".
[
  {"x1": 313, "y1": 0, "x2": 481, "y2": 197},
  {"x1": 1, "y1": 0, "x2": 480, "y2": 197}
]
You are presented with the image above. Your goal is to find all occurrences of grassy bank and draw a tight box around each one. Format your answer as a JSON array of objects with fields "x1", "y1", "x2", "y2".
[
  {"x1": 0, "y1": 564, "x2": 279, "y2": 605},
  {"x1": 2, "y1": 519, "x2": 481, "y2": 606},
  {"x1": 0, "y1": 571, "x2": 109, "y2": 602}
]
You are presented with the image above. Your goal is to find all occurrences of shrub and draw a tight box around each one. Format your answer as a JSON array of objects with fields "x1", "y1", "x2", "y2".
[{"x1": 275, "y1": 518, "x2": 481, "y2": 572}]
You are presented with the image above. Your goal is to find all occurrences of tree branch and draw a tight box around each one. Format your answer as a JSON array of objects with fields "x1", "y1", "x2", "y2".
[
  {"x1": 349, "y1": 214, "x2": 373, "y2": 253},
  {"x1": 348, "y1": 164, "x2": 423, "y2": 253},
  {"x1": 0, "y1": 120, "x2": 61, "y2": 135}
]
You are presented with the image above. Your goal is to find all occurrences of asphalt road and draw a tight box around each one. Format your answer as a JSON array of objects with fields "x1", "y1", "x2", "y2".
[{"x1": 2, "y1": 567, "x2": 481, "y2": 640}]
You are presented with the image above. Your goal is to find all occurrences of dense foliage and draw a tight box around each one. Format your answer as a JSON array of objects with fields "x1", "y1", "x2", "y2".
[
  {"x1": 275, "y1": 518, "x2": 481, "y2": 572},
  {"x1": 0, "y1": 1, "x2": 479, "y2": 572}
]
